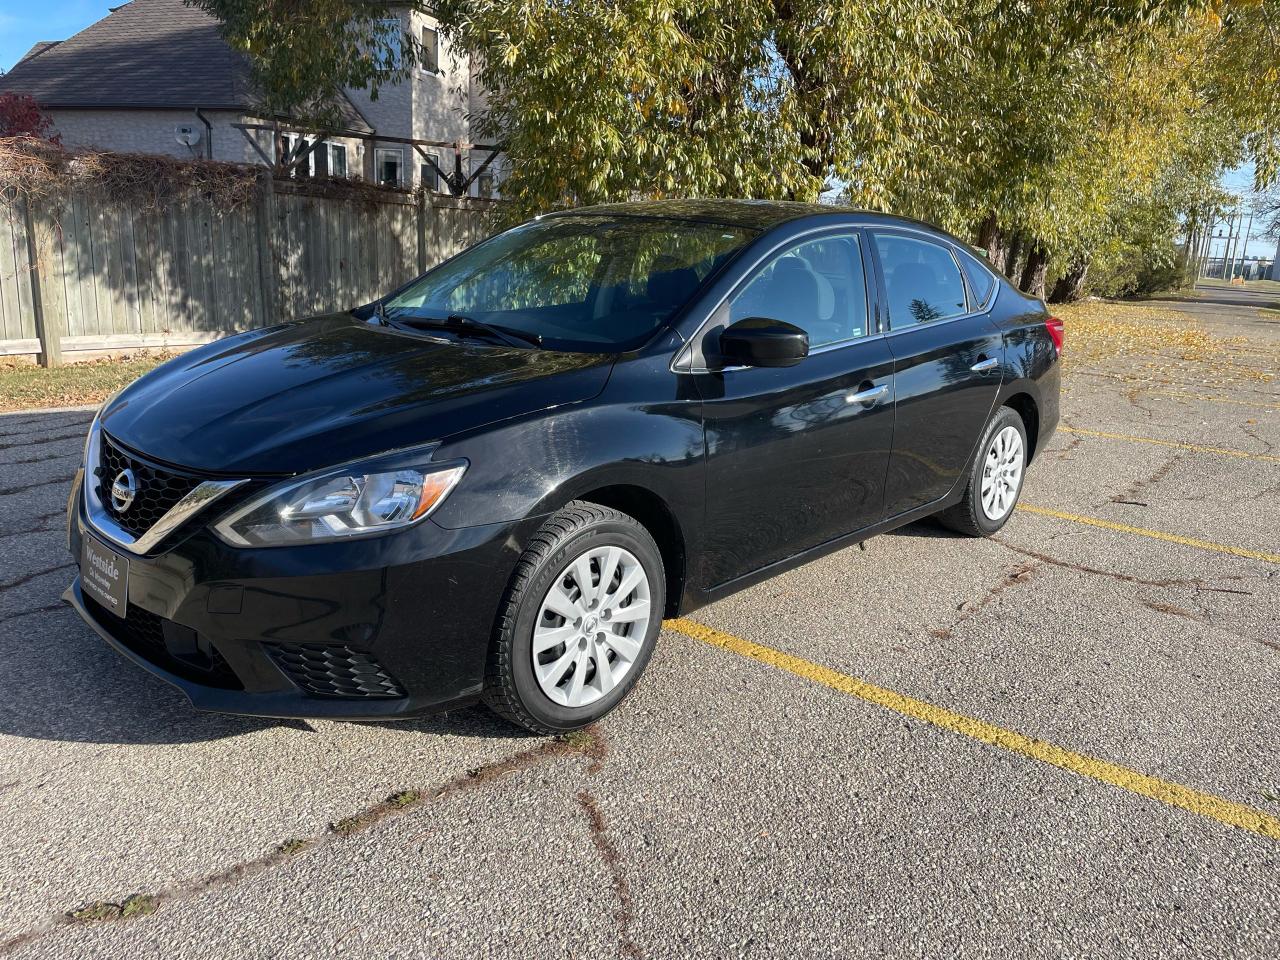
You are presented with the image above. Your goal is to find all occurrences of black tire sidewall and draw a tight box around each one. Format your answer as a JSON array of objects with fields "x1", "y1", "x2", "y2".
[
  {"x1": 507, "y1": 519, "x2": 664, "y2": 730},
  {"x1": 969, "y1": 407, "x2": 1028, "y2": 535}
]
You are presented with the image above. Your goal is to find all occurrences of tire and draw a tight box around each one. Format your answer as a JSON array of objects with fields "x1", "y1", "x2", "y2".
[
  {"x1": 483, "y1": 501, "x2": 665, "y2": 734},
  {"x1": 937, "y1": 406, "x2": 1028, "y2": 537}
]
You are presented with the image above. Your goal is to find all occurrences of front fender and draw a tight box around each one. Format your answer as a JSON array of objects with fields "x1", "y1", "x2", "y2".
[{"x1": 428, "y1": 353, "x2": 706, "y2": 534}]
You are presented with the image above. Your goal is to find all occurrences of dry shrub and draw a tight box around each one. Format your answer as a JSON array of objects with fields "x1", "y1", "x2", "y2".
[{"x1": 0, "y1": 136, "x2": 260, "y2": 211}]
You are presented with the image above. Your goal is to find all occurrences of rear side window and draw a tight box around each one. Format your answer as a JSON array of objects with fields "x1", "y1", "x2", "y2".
[
  {"x1": 872, "y1": 233, "x2": 968, "y2": 329},
  {"x1": 957, "y1": 248, "x2": 997, "y2": 309}
]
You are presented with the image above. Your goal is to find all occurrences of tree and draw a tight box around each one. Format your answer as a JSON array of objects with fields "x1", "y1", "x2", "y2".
[
  {"x1": 434, "y1": 0, "x2": 959, "y2": 219},
  {"x1": 0, "y1": 93, "x2": 61, "y2": 143}
]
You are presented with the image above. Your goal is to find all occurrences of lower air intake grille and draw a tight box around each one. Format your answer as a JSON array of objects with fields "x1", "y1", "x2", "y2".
[
  {"x1": 262, "y1": 642, "x2": 406, "y2": 699},
  {"x1": 84, "y1": 595, "x2": 241, "y2": 689}
]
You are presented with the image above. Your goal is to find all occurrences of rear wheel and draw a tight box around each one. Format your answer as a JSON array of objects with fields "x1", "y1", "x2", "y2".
[
  {"x1": 937, "y1": 406, "x2": 1028, "y2": 537},
  {"x1": 483, "y1": 501, "x2": 664, "y2": 734}
]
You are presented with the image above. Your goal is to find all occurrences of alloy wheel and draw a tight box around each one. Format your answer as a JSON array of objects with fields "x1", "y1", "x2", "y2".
[
  {"x1": 980, "y1": 424, "x2": 1023, "y2": 521},
  {"x1": 532, "y1": 545, "x2": 653, "y2": 708}
]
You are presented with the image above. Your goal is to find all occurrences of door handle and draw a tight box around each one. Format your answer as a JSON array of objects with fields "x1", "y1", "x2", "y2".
[
  {"x1": 845, "y1": 383, "x2": 889, "y2": 405},
  {"x1": 970, "y1": 356, "x2": 999, "y2": 373}
]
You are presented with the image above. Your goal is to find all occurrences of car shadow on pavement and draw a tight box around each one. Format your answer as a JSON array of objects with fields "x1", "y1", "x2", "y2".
[
  {"x1": 885, "y1": 519, "x2": 955, "y2": 540},
  {"x1": 0, "y1": 610, "x2": 519, "y2": 746}
]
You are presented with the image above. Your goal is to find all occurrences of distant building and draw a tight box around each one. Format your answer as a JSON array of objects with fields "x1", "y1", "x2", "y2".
[
  {"x1": 0, "y1": 0, "x2": 500, "y2": 197},
  {"x1": 1272, "y1": 238, "x2": 1280, "y2": 281}
]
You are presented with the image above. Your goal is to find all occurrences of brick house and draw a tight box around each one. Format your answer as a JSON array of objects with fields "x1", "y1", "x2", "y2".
[{"x1": 0, "y1": 0, "x2": 500, "y2": 197}]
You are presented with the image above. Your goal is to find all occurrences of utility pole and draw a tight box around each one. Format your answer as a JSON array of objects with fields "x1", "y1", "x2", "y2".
[
  {"x1": 1238, "y1": 208, "x2": 1255, "y2": 280},
  {"x1": 1199, "y1": 205, "x2": 1217, "y2": 281},
  {"x1": 1224, "y1": 210, "x2": 1242, "y2": 281}
]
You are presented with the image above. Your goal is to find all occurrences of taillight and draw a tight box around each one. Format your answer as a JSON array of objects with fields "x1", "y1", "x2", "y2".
[{"x1": 1045, "y1": 316, "x2": 1064, "y2": 355}]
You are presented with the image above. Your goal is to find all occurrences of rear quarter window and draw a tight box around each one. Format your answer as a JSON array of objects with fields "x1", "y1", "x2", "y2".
[{"x1": 958, "y1": 248, "x2": 997, "y2": 309}]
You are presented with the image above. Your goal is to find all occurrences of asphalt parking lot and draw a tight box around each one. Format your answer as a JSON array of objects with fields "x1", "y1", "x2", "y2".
[{"x1": 1, "y1": 286, "x2": 1277, "y2": 959}]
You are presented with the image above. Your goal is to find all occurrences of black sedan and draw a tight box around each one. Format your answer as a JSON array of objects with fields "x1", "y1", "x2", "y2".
[{"x1": 66, "y1": 200, "x2": 1061, "y2": 733}]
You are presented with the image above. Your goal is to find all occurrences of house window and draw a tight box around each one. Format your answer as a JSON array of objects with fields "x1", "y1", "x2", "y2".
[
  {"x1": 477, "y1": 173, "x2": 494, "y2": 199},
  {"x1": 421, "y1": 27, "x2": 440, "y2": 73},
  {"x1": 378, "y1": 18, "x2": 402, "y2": 69},
  {"x1": 280, "y1": 133, "x2": 315, "y2": 177},
  {"x1": 329, "y1": 144, "x2": 348, "y2": 178},
  {"x1": 420, "y1": 153, "x2": 441, "y2": 191},
  {"x1": 376, "y1": 147, "x2": 404, "y2": 187}
]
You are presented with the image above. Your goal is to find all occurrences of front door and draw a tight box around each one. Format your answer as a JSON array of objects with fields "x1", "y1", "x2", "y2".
[
  {"x1": 694, "y1": 231, "x2": 895, "y2": 587},
  {"x1": 869, "y1": 230, "x2": 1004, "y2": 517}
]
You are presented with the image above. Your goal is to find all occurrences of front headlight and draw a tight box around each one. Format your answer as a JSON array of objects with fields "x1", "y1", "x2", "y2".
[{"x1": 213, "y1": 451, "x2": 466, "y2": 547}]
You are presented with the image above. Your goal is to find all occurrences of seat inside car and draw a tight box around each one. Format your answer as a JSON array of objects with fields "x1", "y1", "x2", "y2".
[
  {"x1": 646, "y1": 256, "x2": 702, "y2": 312},
  {"x1": 768, "y1": 256, "x2": 841, "y2": 344}
]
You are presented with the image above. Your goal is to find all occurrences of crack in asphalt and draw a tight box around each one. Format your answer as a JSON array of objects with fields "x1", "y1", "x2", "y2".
[
  {"x1": 0, "y1": 476, "x2": 75, "y2": 499},
  {"x1": 991, "y1": 538, "x2": 1254, "y2": 594},
  {"x1": 0, "y1": 602, "x2": 72, "y2": 625},
  {"x1": 0, "y1": 510, "x2": 66, "y2": 542},
  {"x1": 1100, "y1": 452, "x2": 1180, "y2": 510},
  {"x1": 928, "y1": 562, "x2": 1040, "y2": 642},
  {"x1": 577, "y1": 790, "x2": 642, "y2": 959},
  {"x1": 0, "y1": 419, "x2": 92, "y2": 443},
  {"x1": 0, "y1": 562, "x2": 75, "y2": 595},
  {"x1": 5, "y1": 452, "x2": 79, "y2": 467},
  {"x1": 0, "y1": 729, "x2": 612, "y2": 956},
  {"x1": 0, "y1": 431, "x2": 87, "y2": 453}
]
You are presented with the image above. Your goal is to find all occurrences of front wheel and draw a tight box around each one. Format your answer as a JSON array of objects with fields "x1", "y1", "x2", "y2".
[
  {"x1": 483, "y1": 501, "x2": 664, "y2": 734},
  {"x1": 937, "y1": 406, "x2": 1028, "y2": 537}
]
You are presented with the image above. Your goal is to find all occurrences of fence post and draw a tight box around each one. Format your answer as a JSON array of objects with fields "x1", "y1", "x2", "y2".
[
  {"x1": 22, "y1": 197, "x2": 60, "y2": 367},
  {"x1": 255, "y1": 171, "x2": 278, "y2": 326},
  {"x1": 416, "y1": 189, "x2": 428, "y2": 275}
]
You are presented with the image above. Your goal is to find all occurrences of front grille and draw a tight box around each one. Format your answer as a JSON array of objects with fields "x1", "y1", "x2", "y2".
[
  {"x1": 84, "y1": 595, "x2": 241, "y2": 689},
  {"x1": 95, "y1": 434, "x2": 202, "y2": 539},
  {"x1": 263, "y1": 642, "x2": 406, "y2": 699}
]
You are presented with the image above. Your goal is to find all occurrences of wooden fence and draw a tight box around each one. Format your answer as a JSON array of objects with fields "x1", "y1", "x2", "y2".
[{"x1": 0, "y1": 180, "x2": 498, "y2": 364}]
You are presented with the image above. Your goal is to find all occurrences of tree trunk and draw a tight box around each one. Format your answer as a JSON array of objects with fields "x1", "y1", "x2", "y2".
[
  {"x1": 1020, "y1": 243, "x2": 1049, "y2": 299},
  {"x1": 1048, "y1": 258, "x2": 1089, "y2": 303},
  {"x1": 975, "y1": 213, "x2": 1001, "y2": 260},
  {"x1": 1003, "y1": 232, "x2": 1025, "y2": 278}
]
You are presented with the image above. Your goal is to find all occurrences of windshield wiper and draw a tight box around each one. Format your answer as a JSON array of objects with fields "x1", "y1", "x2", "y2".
[{"x1": 389, "y1": 313, "x2": 542, "y2": 349}]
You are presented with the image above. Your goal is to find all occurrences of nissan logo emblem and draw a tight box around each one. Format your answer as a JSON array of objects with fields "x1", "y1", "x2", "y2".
[{"x1": 110, "y1": 468, "x2": 137, "y2": 512}]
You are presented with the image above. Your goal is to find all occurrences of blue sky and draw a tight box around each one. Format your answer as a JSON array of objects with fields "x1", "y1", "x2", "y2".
[{"x1": 0, "y1": 0, "x2": 111, "y2": 73}]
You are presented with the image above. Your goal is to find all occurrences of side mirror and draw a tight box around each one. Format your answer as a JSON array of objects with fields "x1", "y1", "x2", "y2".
[{"x1": 719, "y1": 317, "x2": 809, "y2": 369}]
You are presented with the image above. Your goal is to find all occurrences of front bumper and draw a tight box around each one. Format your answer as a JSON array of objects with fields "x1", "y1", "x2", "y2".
[{"x1": 66, "y1": 473, "x2": 540, "y2": 720}]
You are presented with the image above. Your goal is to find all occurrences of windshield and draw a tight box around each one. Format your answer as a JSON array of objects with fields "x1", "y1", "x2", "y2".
[{"x1": 384, "y1": 215, "x2": 756, "y2": 352}]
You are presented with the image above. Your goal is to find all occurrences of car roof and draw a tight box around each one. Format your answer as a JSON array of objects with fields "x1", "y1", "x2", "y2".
[{"x1": 550, "y1": 199, "x2": 948, "y2": 235}]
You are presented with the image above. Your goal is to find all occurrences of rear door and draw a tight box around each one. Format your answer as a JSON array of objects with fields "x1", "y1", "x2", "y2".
[
  {"x1": 690, "y1": 229, "x2": 896, "y2": 587},
  {"x1": 869, "y1": 230, "x2": 1004, "y2": 517}
]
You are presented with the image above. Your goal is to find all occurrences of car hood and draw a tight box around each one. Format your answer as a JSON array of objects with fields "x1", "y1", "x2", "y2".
[{"x1": 99, "y1": 315, "x2": 615, "y2": 475}]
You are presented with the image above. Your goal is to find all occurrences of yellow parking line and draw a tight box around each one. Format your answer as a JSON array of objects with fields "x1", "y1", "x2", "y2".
[
  {"x1": 1017, "y1": 504, "x2": 1280, "y2": 565},
  {"x1": 1059, "y1": 426, "x2": 1280, "y2": 464},
  {"x1": 666, "y1": 618, "x2": 1280, "y2": 841},
  {"x1": 1140, "y1": 389, "x2": 1280, "y2": 410}
]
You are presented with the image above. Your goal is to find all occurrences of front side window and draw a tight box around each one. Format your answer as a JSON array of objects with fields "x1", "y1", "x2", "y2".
[
  {"x1": 873, "y1": 233, "x2": 968, "y2": 328},
  {"x1": 385, "y1": 216, "x2": 755, "y2": 352},
  {"x1": 375, "y1": 147, "x2": 404, "y2": 187},
  {"x1": 730, "y1": 233, "x2": 869, "y2": 349}
]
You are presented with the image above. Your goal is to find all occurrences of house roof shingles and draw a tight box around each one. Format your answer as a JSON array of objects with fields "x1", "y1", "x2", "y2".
[{"x1": 0, "y1": 0, "x2": 373, "y2": 135}]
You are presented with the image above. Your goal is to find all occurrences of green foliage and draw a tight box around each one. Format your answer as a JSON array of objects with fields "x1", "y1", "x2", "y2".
[
  {"x1": 189, "y1": 0, "x2": 1280, "y2": 290},
  {"x1": 186, "y1": 1, "x2": 427, "y2": 130},
  {"x1": 436, "y1": 0, "x2": 958, "y2": 218}
]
